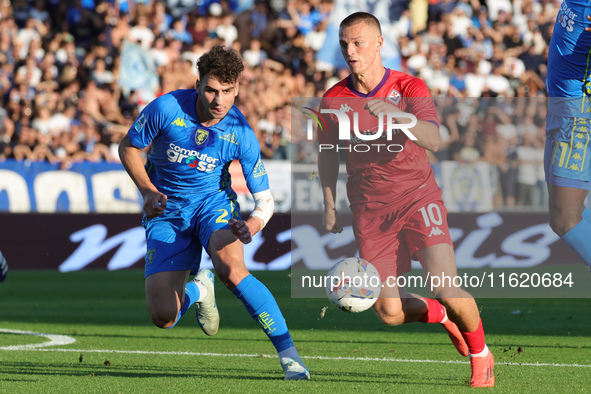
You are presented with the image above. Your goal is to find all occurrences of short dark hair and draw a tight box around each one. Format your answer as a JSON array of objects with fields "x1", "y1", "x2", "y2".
[
  {"x1": 340, "y1": 12, "x2": 382, "y2": 35},
  {"x1": 197, "y1": 45, "x2": 244, "y2": 83}
]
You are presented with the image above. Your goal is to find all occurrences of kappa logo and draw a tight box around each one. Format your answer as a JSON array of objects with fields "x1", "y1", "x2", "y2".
[
  {"x1": 572, "y1": 152, "x2": 582, "y2": 161},
  {"x1": 339, "y1": 103, "x2": 353, "y2": 112},
  {"x1": 575, "y1": 142, "x2": 584, "y2": 149},
  {"x1": 387, "y1": 89, "x2": 402, "y2": 105},
  {"x1": 220, "y1": 132, "x2": 238, "y2": 145},
  {"x1": 568, "y1": 163, "x2": 580, "y2": 170},
  {"x1": 576, "y1": 133, "x2": 585, "y2": 139},
  {"x1": 171, "y1": 117, "x2": 187, "y2": 127},
  {"x1": 429, "y1": 227, "x2": 445, "y2": 237}
]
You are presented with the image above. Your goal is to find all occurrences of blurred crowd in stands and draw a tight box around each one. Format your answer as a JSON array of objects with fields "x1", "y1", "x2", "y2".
[{"x1": 0, "y1": 0, "x2": 560, "y2": 208}]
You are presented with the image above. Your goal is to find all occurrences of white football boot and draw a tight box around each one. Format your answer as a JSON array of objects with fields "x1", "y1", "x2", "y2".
[
  {"x1": 281, "y1": 356, "x2": 310, "y2": 380},
  {"x1": 194, "y1": 269, "x2": 219, "y2": 336}
]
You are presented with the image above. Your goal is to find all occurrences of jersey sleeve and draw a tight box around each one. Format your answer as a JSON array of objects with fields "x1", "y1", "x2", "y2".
[
  {"x1": 316, "y1": 96, "x2": 339, "y2": 145},
  {"x1": 127, "y1": 96, "x2": 169, "y2": 149},
  {"x1": 238, "y1": 125, "x2": 270, "y2": 194},
  {"x1": 404, "y1": 78, "x2": 440, "y2": 127}
]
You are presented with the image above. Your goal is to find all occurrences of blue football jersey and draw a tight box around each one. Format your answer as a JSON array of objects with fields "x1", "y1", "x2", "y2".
[
  {"x1": 128, "y1": 89, "x2": 269, "y2": 198},
  {"x1": 547, "y1": 0, "x2": 591, "y2": 98}
]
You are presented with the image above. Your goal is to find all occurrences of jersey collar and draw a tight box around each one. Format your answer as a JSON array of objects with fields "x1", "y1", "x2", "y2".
[{"x1": 346, "y1": 68, "x2": 391, "y2": 98}]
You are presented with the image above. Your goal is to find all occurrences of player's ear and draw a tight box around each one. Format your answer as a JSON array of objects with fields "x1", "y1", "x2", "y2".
[
  {"x1": 376, "y1": 35, "x2": 384, "y2": 52},
  {"x1": 195, "y1": 80, "x2": 200, "y2": 91},
  {"x1": 234, "y1": 81, "x2": 239, "y2": 96}
]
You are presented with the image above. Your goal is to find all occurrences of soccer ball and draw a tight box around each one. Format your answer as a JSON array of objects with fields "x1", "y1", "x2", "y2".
[{"x1": 326, "y1": 257, "x2": 381, "y2": 313}]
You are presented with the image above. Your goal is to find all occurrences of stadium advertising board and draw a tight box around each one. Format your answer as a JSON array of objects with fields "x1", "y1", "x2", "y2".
[
  {"x1": 0, "y1": 160, "x2": 291, "y2": 214},
  {"x1": 1, "y1": 212, "x2": 581, "y2": 272}
]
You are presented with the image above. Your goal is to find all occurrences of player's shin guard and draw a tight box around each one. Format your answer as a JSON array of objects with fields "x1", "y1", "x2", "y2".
[
  {"x1": 420, "y1": 298, "x2": 469, "y2": 356},
  {"x1": 232, "y1": 274, "x2": 294, "y2": 352},
  {"x1": 166, "y1": 281, "x2": 201, "y2": 329},
  {"x1": 461, "y1": 319, "x2": 486, "y2": 356},
  {"x1": 561, "y1": 216, "x2": 591, "y2": 267},
  {"x1": 418, "y1": 298, "x2": 446, "y2": 323}
]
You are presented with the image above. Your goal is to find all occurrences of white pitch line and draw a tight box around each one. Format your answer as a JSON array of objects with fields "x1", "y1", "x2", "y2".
[
  {"x1": 0, "y1": 328, "x2": 76, "y2": 350},
  {"x1": 1, "y1": 346, "x2": 590, "y2": 369}
]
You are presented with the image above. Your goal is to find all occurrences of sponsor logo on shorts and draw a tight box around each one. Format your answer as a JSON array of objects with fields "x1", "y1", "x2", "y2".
[{"x1": 429, "y1": 227, "x2": 445, "y2": 237}]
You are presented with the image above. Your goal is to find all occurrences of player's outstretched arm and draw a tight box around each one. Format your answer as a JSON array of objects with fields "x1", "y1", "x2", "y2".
[
  {"x1": 118, "y1": 134, "x2": 167, "y2": 218},
  {"x1": 365, "y1": 99, "x2": 441, "y2": 152},
  {"x1": 318, "y1": 148, "x2": 343, "y2": 233}
]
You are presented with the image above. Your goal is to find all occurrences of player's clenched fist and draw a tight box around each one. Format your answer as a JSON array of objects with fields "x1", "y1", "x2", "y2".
[
  {"x1": 142, "y1": 190, "x2": 167, "y2": 219},
  {"x1": 323, "y1": 208, "x2": 343, "y2": 234},
  {"x1": 364, "y1": 99, "x2": 399, "y2": 118},
  {"x1": 229, "y1": 218, "x2": 252, "y2": 244}
]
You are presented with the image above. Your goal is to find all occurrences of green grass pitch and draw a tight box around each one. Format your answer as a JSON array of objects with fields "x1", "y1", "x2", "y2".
[{"x1": 1, "y1": 270, "x2": 590, "y2": 393}]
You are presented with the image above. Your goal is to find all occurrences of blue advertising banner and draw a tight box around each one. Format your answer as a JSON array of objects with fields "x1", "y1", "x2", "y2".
[
  {"x1": 0, "y1": 160, "x2": 292, "y2": 213},
  {"x1": 0, "y1": 161, "x2": 142, "y2": 213}
]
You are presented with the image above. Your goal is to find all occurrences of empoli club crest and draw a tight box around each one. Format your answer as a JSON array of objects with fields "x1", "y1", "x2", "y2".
[
  {"x1": 195, "y1": 129, "x2": 209, "y2": 145},
  {"x1": 146, "y1": 249, "x2": 156, "y2": 265}
]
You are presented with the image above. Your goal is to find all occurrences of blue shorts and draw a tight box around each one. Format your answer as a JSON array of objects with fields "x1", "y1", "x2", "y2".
[
  {"x1": 545, "y1": 112, "x2": 591, "y2": 190},
  {"x1": 143, "y1": 191, "x2": 241, "y2": 278}
]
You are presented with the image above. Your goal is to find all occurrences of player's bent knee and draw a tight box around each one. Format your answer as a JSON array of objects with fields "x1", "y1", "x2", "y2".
[
  {"x1": 376, "y1": 312, "x2": 405, "y2": 326},
  {"x1": 148, "y1": 309, "x2": 178, "y2": 329},
  {"x1": 374, "y1": 306, "x2": 405, "y2": 326},
  {"x1": 549, "y1": 217, "x2": 578, "y2": 237}
]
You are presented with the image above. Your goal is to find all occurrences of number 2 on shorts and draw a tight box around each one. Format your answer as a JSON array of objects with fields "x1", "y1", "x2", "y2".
[
  {"x1": 216, "y1": 209, "x2": 229, "y2": 223},
  {"x1": 215, "y1": 201, "x2": 235, "y2": 224}
]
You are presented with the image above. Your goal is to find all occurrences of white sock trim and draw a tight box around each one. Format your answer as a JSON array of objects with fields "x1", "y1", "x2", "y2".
[
  {"x1": 469, "y1": 345, "x2": 489, "y2": 358},
  {"x1": 440, "y1": 309, "x2": 448, "y2": 324}
]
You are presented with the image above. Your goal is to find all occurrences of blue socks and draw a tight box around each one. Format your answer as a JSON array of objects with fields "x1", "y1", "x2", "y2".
[
  {"x1": 561, "y1": 208, "x2": 591, "y2": 267},
  {"x1": 232, "y1": 274, "x2": 294, "y2": 352},
  {"x1": 166, "y1": 281, "x2": 201, "y2": 329}
]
